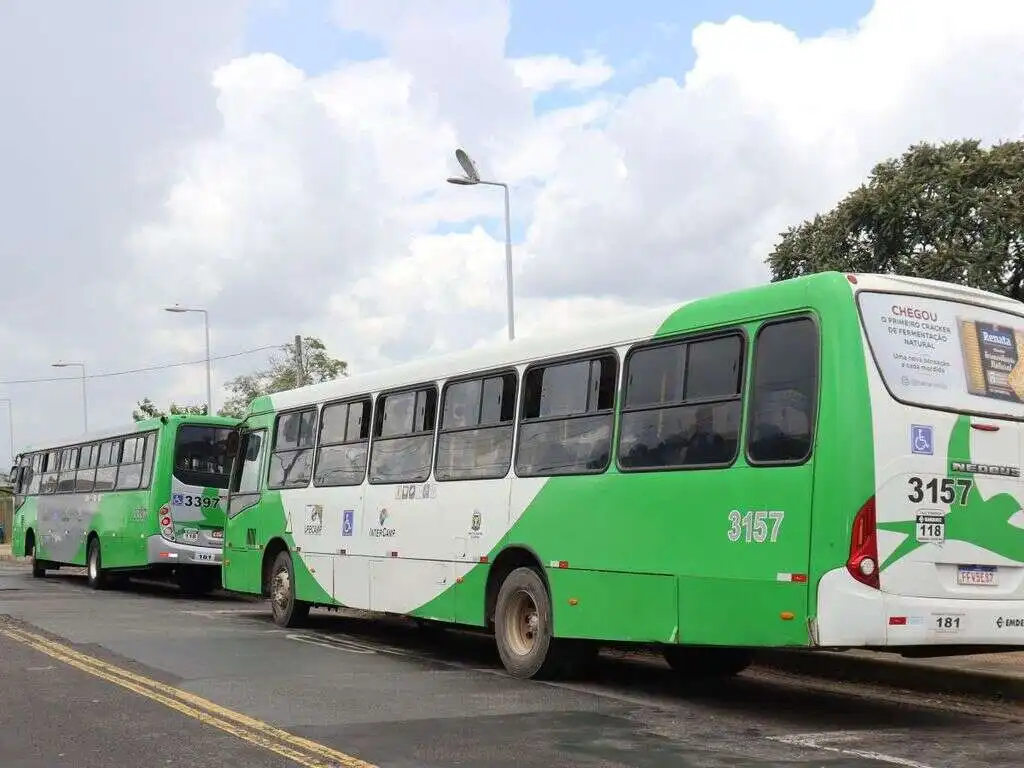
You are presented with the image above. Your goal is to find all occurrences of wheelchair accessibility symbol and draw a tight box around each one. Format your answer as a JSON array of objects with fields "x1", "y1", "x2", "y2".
[
  {"x1": 342, "y1": 509, "x2": 354, "y2": 537},
  {"x1": 911, "y1": 424, "x2": 933, "y2": 455}
]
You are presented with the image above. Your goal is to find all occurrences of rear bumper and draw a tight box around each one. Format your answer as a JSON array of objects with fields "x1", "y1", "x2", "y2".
[
  {"x1": 146, "y1": 535, "x2": 222, "y2": 567},
  {"x1": 816, "y1": 567, "x2": 1024, "y2": 647}
]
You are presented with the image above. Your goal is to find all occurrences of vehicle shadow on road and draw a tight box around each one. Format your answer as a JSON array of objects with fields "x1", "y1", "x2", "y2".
[{"x1": 283, "y1": 610, "x2": 1000, "y2": 732}]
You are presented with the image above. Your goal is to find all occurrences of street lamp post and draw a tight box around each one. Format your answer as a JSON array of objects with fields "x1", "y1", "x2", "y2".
[
  {"x1": 447, "y1": 147, "x2": 516, "y2": 341},
  {"x1": 52, "y1": 362, "x2": 88, "y2": 433},
  {"x1": 164, "y1": 306, "x2": 212, "y2": 414},
  {"x1": 0, "y1": 398, "x2": 13, "y2": 466}
]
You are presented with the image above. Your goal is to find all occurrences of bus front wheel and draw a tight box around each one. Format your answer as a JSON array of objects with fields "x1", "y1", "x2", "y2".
[
  {"x1": 269, "y1": 550, "x2": 310, "y2": 628},
  {"x1": 494, "y1": 566, "x2": 565, "y2": 680}
]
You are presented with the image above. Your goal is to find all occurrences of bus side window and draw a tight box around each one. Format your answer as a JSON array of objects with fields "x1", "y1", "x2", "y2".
[
  {"x1": 746, "y1": 317, "x2": 819, "y2": 465},
  {"x1": 515, "y1": 353, "x2": 617, "y2": 477},
  {"x1": 27, "y1": 454, "x2": 43, "y2": 495}
]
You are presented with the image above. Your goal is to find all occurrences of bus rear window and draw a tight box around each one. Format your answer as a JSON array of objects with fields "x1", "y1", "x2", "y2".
[
  {"x1": 174, "y1": 425, "x2": 233, "y2": 489},
  {"x1": 857, "y1": 290, "x2": 1024, "y2": 419}
]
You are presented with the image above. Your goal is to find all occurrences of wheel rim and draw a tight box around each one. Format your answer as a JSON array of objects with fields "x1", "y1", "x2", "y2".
[
  {"x1": 504, "y1": 589, "x2": 541, "y2": 657},
  {"x1": 88, "y1": 546, "x2": 97, "y2": 580},
  {"x1": 271, "y1": 566, "x2": 291, "y2": 614}
]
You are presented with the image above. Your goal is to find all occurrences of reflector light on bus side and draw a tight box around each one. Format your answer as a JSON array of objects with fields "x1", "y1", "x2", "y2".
[{"x1": 846, "y1": 495, "x2": 880, "y2": 589}]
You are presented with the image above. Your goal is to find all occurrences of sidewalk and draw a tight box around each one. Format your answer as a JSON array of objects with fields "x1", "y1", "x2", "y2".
[{"x1": 757, "y1": 646, "x2": 1024, "y2": 701}]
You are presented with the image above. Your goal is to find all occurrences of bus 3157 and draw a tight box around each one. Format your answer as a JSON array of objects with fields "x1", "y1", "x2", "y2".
[
  {"x1": 8, "y1": 414, "x2": 238, "y2": 595},
  {"x1": 218, "y1": 272, "x2": 1024, "y2": 679}
]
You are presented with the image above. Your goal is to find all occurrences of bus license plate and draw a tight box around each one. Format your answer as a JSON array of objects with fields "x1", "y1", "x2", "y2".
[
  {"x1": 957, "y1": 565, "x2": 998, "y2": 586},
  {"x1": 194, "y1": 551, "x2": 216, "y2": 563}
]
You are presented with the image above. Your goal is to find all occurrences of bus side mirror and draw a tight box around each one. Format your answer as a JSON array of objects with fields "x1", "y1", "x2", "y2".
[{"x1": 8, "y1": 466, "x2": 22, "y2": 486}]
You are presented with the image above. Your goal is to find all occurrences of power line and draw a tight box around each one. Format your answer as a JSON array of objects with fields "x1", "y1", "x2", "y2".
[{"x1": 0, "y1": 344, "x2": 281, "y2": 386}]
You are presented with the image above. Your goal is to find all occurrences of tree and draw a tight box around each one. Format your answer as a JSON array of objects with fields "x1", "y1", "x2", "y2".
[
  {"x1": 132, "y1": 398, "x2": 208, "y2": 421},
  {"x1": 217, "y1": 335, "x2": 347, "y2": 419},
  {"x1": 767, "y1": 139, "x2": 1024, "y2": 299}
]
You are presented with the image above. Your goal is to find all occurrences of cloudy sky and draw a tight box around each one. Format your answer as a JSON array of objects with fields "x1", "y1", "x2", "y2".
[{"x1": 1, "y1": 0, "x2": 1022, "y2": 463}]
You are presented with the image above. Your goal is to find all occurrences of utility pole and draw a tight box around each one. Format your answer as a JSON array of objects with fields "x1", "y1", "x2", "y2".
[{"x1": 294, "y1": 335, "x2": 305, "y2": 387}]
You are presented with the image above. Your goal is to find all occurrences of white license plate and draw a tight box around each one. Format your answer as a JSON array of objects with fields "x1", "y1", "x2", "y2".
[
  {"x1": 957, "y1": 565, "x2": 998, "y2": 586},
  {"x1": 181, "y1": 529, "x2": 199, "y2": 544},
  {"x1": 193, "y1": 551, "x2": 216, "y2": 563}
]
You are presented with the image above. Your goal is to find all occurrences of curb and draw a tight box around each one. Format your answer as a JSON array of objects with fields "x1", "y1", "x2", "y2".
[{"x1": 754, "y1": 648, "x2": 1024, "y2": 702}]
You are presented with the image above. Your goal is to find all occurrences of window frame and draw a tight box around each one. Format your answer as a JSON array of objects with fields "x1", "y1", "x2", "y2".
[
  {"x1": 514, "y1": 348, "x2": 620, "y2": 479},
  {"x1": 266, "y1": 406, "x2": 319, "y2": 490},
  {"x1": 434, "y1": 366, "x2": 519, "y2": 483},
  {"x1": 367, "y1": 382, "x2": 439, "y2": 486},
  {"x1": 615, "y1": 327, "x2": 747, "y2": 474},
  {"x1": 312, "y1": 395, "x2": 374, "y2": 488},
  {"x1": 744, "y1": 313, "x2": 821, "y2": 468}
]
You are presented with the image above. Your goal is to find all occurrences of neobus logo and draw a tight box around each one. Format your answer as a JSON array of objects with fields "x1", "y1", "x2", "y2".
[
  {"x1": 981, "y1": 329, "x2": 1013, "y2": 347},
  {"x1": 951, "y1": 461, "x2": 1020, "y2": 477}
]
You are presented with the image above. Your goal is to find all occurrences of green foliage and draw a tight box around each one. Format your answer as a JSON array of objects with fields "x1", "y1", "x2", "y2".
[
  {"x1": 132, "y1": 398, "x2": 208, "y2": 421},
  {"x1": 767, "y1": 139, "x2": 1024, "y2": 299},
  {"x1": 217, "y1": 336, "x2": 347, "y2": 419}
]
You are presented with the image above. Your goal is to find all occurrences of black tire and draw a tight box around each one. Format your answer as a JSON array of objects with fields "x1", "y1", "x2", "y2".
[
  {"x1": 662, "y1": 646, "x2": 752, "y2": 679},
  {"x1": 86, "y1": 537, "x2": 107, "y2": 590},
  {"x1": 29, "y1": 536, "x2": 45, "y2": 578},
  {"x1": 493, "y1": 566, "x2": 566, "y2": 679},
  {"x1": 268, "y1": 550, "x2": 310, "y2": 628}
]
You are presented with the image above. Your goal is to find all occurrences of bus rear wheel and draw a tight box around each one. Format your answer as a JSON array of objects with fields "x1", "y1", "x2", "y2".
[
  {"x1": 86, "y1": 537, "x2": 107, "y2": 590},
  {"x1": 269, "y1": 550, "x2": 310, "y2": 628},
  {"x1": 494, "y1": 566, "x2": 566, "y2": 679}
]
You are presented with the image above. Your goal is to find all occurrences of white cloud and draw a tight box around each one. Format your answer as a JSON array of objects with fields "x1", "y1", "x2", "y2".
[
  {"x1": 510, "y1": 54, "x2": 614, "y2": 92},
  {"x1": 3, "y1": 0, "x2": 1024, "y2": 462}
]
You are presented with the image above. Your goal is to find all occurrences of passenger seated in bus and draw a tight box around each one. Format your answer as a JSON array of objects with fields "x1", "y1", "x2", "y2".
[{"x1": 683, "y1": 405, "x2": 729, "y2": 465}]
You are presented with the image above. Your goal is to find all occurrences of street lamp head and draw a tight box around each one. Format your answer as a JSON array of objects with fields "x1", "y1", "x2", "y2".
[
  {"x1": 164, "y1": 306, "x2": 189, "y2": 313},
  {"x1": 454, "y1": 148, "x2": 481, "y2": 183},
  {"x1": 447, "y1": 176, "x2": 478, "y2": 186}
]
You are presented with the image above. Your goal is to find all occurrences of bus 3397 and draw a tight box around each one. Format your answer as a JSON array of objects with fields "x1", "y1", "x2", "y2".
[{"x1": 8, "y1": 414, "x2": 238, "y2": 594}]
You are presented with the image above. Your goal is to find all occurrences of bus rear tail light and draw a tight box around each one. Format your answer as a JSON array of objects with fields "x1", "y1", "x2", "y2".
[
  {"x1": 847, "y1": 495, "x2": 880, "y2": 589},
  {"x1": 159, "y1": 504, "x2": 175, "y2": 542}
]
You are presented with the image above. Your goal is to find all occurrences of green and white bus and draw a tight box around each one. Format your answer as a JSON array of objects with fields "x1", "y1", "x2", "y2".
[
  {"x1": 8, "y1": 414, "x2": 238, "y2": 594},
  {"x1": 220, "y1": 272, "x2": 1024, "y2": 679}
]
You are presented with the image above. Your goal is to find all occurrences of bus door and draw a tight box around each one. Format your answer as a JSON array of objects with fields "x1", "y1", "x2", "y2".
[{"x1": 223, "y1": 427, "x2": 269, "y2": 593}]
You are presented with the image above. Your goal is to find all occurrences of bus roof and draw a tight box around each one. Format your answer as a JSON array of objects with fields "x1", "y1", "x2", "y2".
[
  {"x1": 248, "y1": 271, "x2": 839, "y2": 417},
  {"x1": 16, "y1": 413, "x2": 239, "y2": 457}
]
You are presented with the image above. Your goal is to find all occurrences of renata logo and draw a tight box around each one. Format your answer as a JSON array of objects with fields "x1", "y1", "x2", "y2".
[{"x1": 982, "y1": 329, "x2": 1013, "y2": 347}]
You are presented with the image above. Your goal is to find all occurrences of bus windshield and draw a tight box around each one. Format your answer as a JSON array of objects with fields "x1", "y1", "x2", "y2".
[
  {"x1": 858, "y1": 289, "x2": 1024, "y2": 420},
  {"x1": 173, "y1": 425, "x2": 233, "y2": 489}
]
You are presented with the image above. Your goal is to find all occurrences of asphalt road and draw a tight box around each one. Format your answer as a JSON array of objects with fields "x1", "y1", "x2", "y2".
[{"x1": 1, "y1": 562, "x2": 1023, "y2": 768}]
